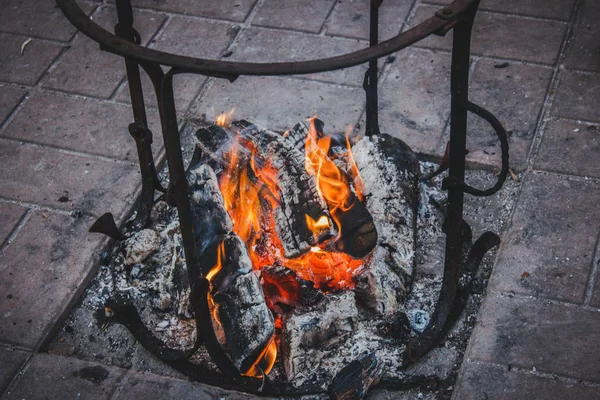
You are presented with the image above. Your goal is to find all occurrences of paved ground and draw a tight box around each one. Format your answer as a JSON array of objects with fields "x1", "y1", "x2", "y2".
[{"x1": 0, "y1": 0, "x2": 599, "y2": 398}]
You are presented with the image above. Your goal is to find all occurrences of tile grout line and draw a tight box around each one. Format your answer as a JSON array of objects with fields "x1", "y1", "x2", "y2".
[
  {"x1": 317, "y1": 0, "x2": 340, "y2": 36},
  {"x1": 461, "y1": 359, "x2": 600, "y2": 388},
  {"x1": 185, "y1": 0, "x2": 269, "y2": 120},
  {"x1": 0, "y1": 198, "x2": 87, "y2": 218},
  {"x1": 0, "y1": 208, "x2": 32, "y2": 256},
  {"x1": 0, "y1": 136, "x2": 140, "y2": 166},
  {"x1": 420, "y1": 2, "x2": 574, "y2": 24},
  {"x1": 523, "y1": 0, "x2": 583, "y2": 172},
  {"x1": 487, "y1": 291, "x2": 600, "y2": 313},
  {"x1": 583, "y1": 232, "x2": 600, "y2": 305}
]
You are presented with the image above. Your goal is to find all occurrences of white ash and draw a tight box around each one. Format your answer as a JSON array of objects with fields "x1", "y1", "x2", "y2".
[
  {"x1": 123, "y1": 229, "x2": 160, "y2": 266},
  {"x1": 349, "y1": 135, "x2": 419, "y2": 315},
  {"x1": 281, "y1": 291, "x2": 406, "y2": 389}
]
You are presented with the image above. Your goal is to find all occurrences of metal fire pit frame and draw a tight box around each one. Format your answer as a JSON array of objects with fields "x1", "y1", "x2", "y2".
[{"x1": 57, "y1": 0, "x2": 509, "y2": 396}]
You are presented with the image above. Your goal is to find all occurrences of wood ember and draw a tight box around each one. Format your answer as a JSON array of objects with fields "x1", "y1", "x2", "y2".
[
  {"x1": 260, "y1": 265, "x2": 324, "y2": 313},
  {"x1": 328, "y1": 353, "x2": 384, "y2": 400},
  {"x1": 236, "y1": 122, "x2": 336, "y2": 258},
  {"x1": 350, "y1": 134, "x2": 420, "y2": 315},
  {"x1": 187, "y1": 164, "x2": 275, "y2": 374}
]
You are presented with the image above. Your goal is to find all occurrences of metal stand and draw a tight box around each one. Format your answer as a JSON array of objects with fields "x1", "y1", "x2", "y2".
[{"x1": 58, "y1": 0, "x2": 509, "y2": 395}]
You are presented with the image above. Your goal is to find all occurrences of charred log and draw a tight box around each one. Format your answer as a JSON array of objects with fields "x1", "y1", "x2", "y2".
[
  {"x1": 351, "y1": 134, "x2": 420, "y2": 315},
  {"x1": 284, "y1": 120, "x2": 377, "y2": 259},
  {"x1": 236, "y1": 122, "x2": 336, "y2": 258},
  {"x1": 328, "y1": 353, "x2": 384, "y2": 400},
  {"x1": 187, "y1": 164, "x2": 275, "y2": 375}
]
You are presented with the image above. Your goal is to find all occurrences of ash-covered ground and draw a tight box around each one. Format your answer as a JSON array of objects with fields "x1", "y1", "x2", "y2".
[{"x1": 45, "y1": 124, "x2": 520, "y2": 399}]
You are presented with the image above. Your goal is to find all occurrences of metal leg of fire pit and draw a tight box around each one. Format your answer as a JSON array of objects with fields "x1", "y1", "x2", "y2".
[
  {"x1": 364, "y1": 0, "x2": 383, "y2": 137},
  {"x1": 409, "y1": 0, "x2": 478, "y2": 362}
]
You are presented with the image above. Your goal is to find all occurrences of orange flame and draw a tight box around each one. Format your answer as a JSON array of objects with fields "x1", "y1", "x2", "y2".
[
  {"x1": 216, "y1": 108, "x2": 235, "y2": 127},
  {"x1": 214, "y1": 116, "x2": 368, "y2": 377},
  {"x1": 243, "y1": 337, "x2": 277, "y2": 378}
]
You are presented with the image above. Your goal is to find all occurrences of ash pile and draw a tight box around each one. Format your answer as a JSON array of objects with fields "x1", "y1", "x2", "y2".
[{"x1": 88, "y1": 117, "x2": 454, "y2": 390}]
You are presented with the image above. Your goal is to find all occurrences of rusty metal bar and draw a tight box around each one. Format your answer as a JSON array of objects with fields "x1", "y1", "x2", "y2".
[{"x1": 56, "y1": 0, "x2": 478, "y2": 79}]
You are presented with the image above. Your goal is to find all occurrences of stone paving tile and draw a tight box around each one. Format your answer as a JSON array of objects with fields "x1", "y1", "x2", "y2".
[
  {"x1": 592, "y1": 261, "x2": 600, "y2": 308},
  {"x1": 0, "y1": 86, "x2": 26, "y2": 126},
  {"x1": 43, "y1": 7, "x2": 165, "y2": 98},
  {"x1": 552, "y1": 70, "x2": 600, "y2": 122},
  {"x1": 0, "y1": 347, "x2": 29, "y2": 394},
  {"x1": 1, "y1": 92, "x2": 162, "y2": 163},
  {"x1": 488, "y1": 173, "x2": 600, "y2": 303},
  {"x1": 462, "y1": 60, "x2": 553, "y2": 170},
  {"x1": 5, "y1": 353, "x2": 125, "y2": 399},
  {"x1": 325, "y1": 0, "x2": 413, "y2": 41},
  {"x1": 115, "y1": 16, "x2": 238, "y2": 110},
  {"x1": 0, "y1": 211, "x2": 106, "y2": 349},
  {"x1": 378, "y1": 47, "x2": 451, "y2": 155},
  {"x1": 229, "y1": 27, "x2": 368, "y2": 86},
  {"x1": 0, "y1": 0, "x2": 98, "y2": 42},
  {"x1": 424, "y1": 0, "x2": 576, "y2": 21},
  {"x1": 121, "y1": 0, "x2": 257, "y2": 22},
  {"x1": 252, "y1": 0, "x2": 336, "y2": 33},
  {"x1": 0, "y1": 33, "x2": 64, "y2": 85},
  {"x1": 114, "y1": 370, "x2": 258, "y2": 399},
  {"x1": 194, "y1": 76, "x2": 364, "y2": 132},
  {"x1": 564, "y1": 0, "x2": 600, "y2": 73},
  {"x1": 411, "y1": 6, "x2": 567, "y2": 65},
  {"x1": 535, "y1": 119, "x2": 600, "y2": 178},
  {"x1": 466, "y1": 295, "x2": 600, "y2": 383},
  {"x1": 453, "y1": 361, "x2": 600, "y2": 400},
  {"x1": 0, "y1": 140, "x2": 139, "y2": 216},
  {"x1": 0, "y1": 203, "x2": 27, "y2": 246}
]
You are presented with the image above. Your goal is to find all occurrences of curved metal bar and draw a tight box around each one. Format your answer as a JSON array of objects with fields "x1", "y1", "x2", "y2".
[
  {"x1": 56, "y1": 0, "x2": 476, "y2": 78},
  {"x1": 443, "y1": 101, "x2": 510, "y2": 197}
]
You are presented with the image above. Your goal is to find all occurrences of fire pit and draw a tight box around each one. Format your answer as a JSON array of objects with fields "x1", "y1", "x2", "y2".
[{"x1": 56, "y1": 0, "x2": 509, "y2": 397}]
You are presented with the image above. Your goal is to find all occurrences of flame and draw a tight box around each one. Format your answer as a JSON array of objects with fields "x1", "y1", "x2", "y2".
[
  {"x1": 206, "y1": 241, "x2": 225, "y2": 282},
  {"x1": 216, "y1": 108, "x2": 235, "y2": 127},
  {"x1": 214, "y1": 115, "x2": 368, "y2": 377},
  {"x1": 242, "y1": 336, "x2": 277, "y2": 378},
  {"x1": 344, "y1": 126, "x2": 364, "y2": 201}
]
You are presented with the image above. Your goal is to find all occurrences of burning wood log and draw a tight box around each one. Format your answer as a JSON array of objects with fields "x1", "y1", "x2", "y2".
[
  {"x1": 328, "y1": 353, "x2": 384, "y2": 400},
  {"x1": 236, "y1": 123, "x2": 337, "y2": 258},
  {"x1": 350, "y1": 134, "x2": 420, "y2": 315},
  {"x1": 191, "y1": 120, "x2": 336, "y2": 259},
  {"x1": 187, "y1": 164, "x2": 276, "y2": 376},
  {"x1": 284, "y1": 120, "x2": 377, "y2": 259}
]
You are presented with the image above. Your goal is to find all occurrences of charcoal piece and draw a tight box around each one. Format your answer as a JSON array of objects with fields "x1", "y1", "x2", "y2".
[
  {"x1": 328, "y1": 353, "x2": 384, "y2": 400},
  {"x1": 261, "y1": 265, "x2": 324, "y2": 313},
  {"x1": 187, "y1": 164, "x2": 275, "y2": 374},
  {"x1": 375, "y1": 311, "x2": 411, "y2": 342},
  {"x1": 351, "y1": 134, "x2": 420, "y2": 315},
  {"x1": 238, "y1": 123, "x2": 336, "y2": 258},
  {"x1": 187, "y1": 164, "x2": 233, "y2": 257},
  {"x1": 330, "y1": 193, "x2": 377, "y2": 259}
]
